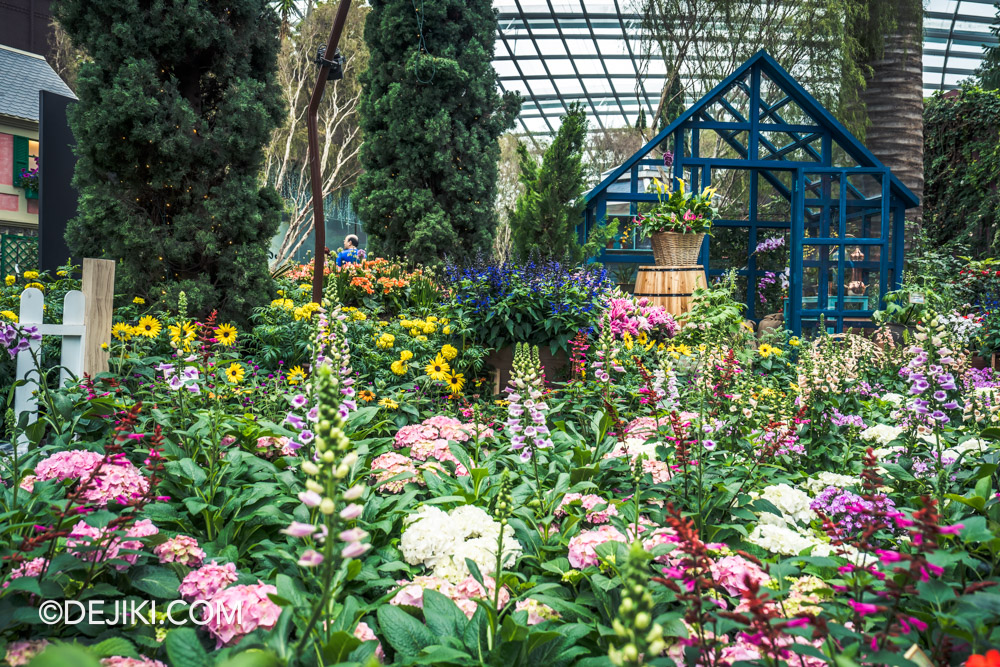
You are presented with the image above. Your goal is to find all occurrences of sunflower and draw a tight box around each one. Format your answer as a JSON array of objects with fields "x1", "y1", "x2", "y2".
[
  {"x1": 287, "y1": 365, "x2": 306, "y2": 385},
  {"x1": 425, "y1": 354, "x2": 450, "y2": 381},
  {"x1": 445, "y1": 372, "x2": 465, "y2": 394},
  {"x1": 378, "y1": 397, "x2": 399, "y2": 410},
  {"x1": 136, "y1": 315, "x2": 162, "y2": 338},
  {"x1": 440, "y1": 344, "x2": 458, "y2": 360},
  {"x1": 214, "y1": 323, "x2": 238, "y2": 346},
  {"x1": 111, "y1": 322, "x2": 133, "y2": 341},
  {"x1": 224, "y1": 362, "x2": 245, "y2": 384},
  {"x1": 359, "y1": 389, "x2": 376, "y2": 402}
]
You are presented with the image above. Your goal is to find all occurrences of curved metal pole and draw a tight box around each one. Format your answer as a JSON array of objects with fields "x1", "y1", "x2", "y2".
[{"x1": 308, "y1": 0, "x2": 352, "y2": 304}]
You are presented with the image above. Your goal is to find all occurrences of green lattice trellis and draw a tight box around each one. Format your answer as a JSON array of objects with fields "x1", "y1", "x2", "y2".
[{"x1": 0, "y1": 235, "x2": 39, "y2": 277}]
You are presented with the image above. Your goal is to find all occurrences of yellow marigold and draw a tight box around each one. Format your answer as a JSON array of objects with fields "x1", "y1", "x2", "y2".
[
  {"x1": 287, "y1": 365, "x2": 306, "y2": 385},
  {"x1": 214, "y1": 323, "x2": 238, "y2": 346},
  {"x1": 427, "y1": 316, "x2": 438, "y2": 323},
  {"x1": 400, "y1": 319, "x2": 413, "y2": 328},
  {"x1": 425, "y1": 354, "x2": 450, "y2": 381},
  {"x1": 224, "y1": 362, "x2": 245, "y2": 384},
  {"x1": 136, "y1": 315, "x2": 162, "y2": 338},
  {"x1": 376, "y1": 333, "x2": 395, "y2": 349},
  {"x1": 57, "y1": 270, "x2": 67, "y2": 277},
  {"x1": 442, "y1": 325, "x2": 452, "y2": 335},
  {"x1": 422, "y1": 323, "x2": 436, "y2": 334},
  {"x1": 0, "y1": 310, "x2": 17, "y2": 322},
  {"x1": 400, "y1": 350, "x2": 413, "y2": 362},
  {"x1": 390, "y1": 360, "x2": 409, "y2": 376},
  {"x1": 111, "y1": 322, "x2": 133, "y2": 341},
  {"x1": 271, "y1": 298, "x2": 295, "y2": 310},
  {"x1": 416, "y1": 335, "x2": 428, "y2": 342},
  {"x1": 23, "y1": 271, "x2": 39, "y2": 280},
  {"x1": 378, "y1": 320, "x2": 389, "y2": 326},
  {"x1": 4, "y1": 275, "x2": 14, "y2": 286},
  {"x1": 24, "y1": 282, "x2": 44, "y2": 291},
  {"x1": 299, "y1": 284, "x2": 311, "y2": 291},
  {"x1": 133, "y1": 297, "x2": 145, "y2": 305},
  {"x1": 410, "y1": 328, "x2": 421, "y2": 336},
  {"x1": 441, "y1": 344, "x2": 458, "y2": 360}
]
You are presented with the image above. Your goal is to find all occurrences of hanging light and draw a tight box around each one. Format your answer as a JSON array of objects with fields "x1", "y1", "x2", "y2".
[{"x1": 315, "y1": 46, "x2": 345, "y2": 80}]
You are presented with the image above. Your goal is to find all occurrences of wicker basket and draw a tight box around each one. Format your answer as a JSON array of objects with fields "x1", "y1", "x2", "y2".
[{"x1": 651, "y1": 231, "x2": 705, "y2": 266}]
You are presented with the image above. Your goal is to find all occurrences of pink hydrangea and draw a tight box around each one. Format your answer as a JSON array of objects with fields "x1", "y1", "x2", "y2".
[
  {"x1": 179, "y1": 560, "x2": 239, "y2": 602},
  {"x1": 67, "y1": 519, "x2": 158, "y2": 570},
  {"x1": 202, "y1": 582, "x2": 281, "y2": 648},
  {"x1": 391, "y1": 575, "x2": 506, "y2": 619},
  {"x1": 5, "y1": 640, "x2": 50, "y2": 666},
  {"x1": 34, "y1": 450, "x2": 150, "y2": 506},
  {"x1": 643, "y1": 460, "x2": 673, "y2": 484},
  {"x1": 256, "y1": 436, "x2": 297, "y2": 459},
  {"x1": 390, "y1": 576, "x2": 456, "y2": 608},
  {"x1": 101, "y1": 657, "x2": 167, "y2": 667},
  {"x1": 453, "y1": 575, "x2": 510, "y2": 610},
  {"x1": 624, "y1": 417, "x2": 662, "y2": 439},
  {"x1": 514, "y1": 598, "x2": 560, "y2": 625},
  {"x1": 353, "y1": 621, "x2": 385, "y2": 661},
  {"x1": 567, "y1": 525, "x2": 628, "y2": 568},
  {"x1": 710, "y1": 555, "x2": 771, "y2": 597},
  {"x1": 409, "y1": 438, "x2": 469, "y2": 476},
  {"x1": 370, "y1": 452, "x2": 421, "y2": 493},
  {"x1": 2, "y1": 557, "x2": 47, "y2": 588},
  {"x1": 394, "y1": 416, "x2": 492, "y2": 451},
  {"x1": 18, "y1": 474, "x2": 36, "y2": 492},
  {"x1": 555, "y1": 493, "x2": 618, "y2": 524},
  {"x1": 154, "y1": 535, "x2": 205, "y2": 566}
]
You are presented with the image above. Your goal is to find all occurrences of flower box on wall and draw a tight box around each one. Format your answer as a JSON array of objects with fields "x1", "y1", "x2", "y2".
[{"x1": 24, "y1": 188, "x2": 38, "y2": 200}]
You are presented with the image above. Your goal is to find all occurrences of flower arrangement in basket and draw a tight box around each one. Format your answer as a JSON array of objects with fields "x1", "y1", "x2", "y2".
[{"x1": 633, "y1": 176, "x2": 718, "y2": 266}]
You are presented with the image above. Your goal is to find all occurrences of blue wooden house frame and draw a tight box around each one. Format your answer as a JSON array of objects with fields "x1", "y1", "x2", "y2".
[{"x1": 580, "y1": 51, "x2": 919, "y2": 336}]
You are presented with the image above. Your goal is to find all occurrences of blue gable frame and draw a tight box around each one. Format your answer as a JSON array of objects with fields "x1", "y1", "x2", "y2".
[{"x1": 581, "y1": 50, "x2": 919, "y2": 336}]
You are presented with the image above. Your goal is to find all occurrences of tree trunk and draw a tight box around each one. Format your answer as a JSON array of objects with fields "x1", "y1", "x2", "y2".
[{"x1": 861, "y1": 10, "x2": 924, "y2": 229}]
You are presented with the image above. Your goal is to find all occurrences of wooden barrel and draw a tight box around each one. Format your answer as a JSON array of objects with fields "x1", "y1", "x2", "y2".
[{"x1": 633, "y1": 265, "x2": 706, "y2": 317}]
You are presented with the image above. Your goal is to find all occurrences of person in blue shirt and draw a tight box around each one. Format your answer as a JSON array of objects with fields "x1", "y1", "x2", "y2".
[{"x1": 335, "y1": 234, "x2": 366, "y2": 267}]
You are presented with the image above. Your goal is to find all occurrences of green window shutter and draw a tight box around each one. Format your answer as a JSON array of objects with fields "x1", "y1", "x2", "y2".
[{"x1": 12, "y1": 136, "x2": 29, "y2": 187}]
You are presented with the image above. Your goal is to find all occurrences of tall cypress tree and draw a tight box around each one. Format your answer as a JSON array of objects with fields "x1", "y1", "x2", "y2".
[
  {"x1": 54, "y1": 0, "x2": 285, "y2": 320},
  {"x1": 508, "y1": 103, "x2": 589, "y2": 263},
  {"x1": 353, "y1": 0, "x2": 520, "y2": 265}
]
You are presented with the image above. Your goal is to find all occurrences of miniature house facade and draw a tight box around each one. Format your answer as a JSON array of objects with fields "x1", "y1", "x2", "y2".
[{"x1": 581, "y1": 51, "x2": 919, "y2": 336}]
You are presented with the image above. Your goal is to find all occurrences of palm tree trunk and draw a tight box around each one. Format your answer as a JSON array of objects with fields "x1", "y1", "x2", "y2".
[{"x1": 861, "y1": 6, "x2": 924, "y2": 229}]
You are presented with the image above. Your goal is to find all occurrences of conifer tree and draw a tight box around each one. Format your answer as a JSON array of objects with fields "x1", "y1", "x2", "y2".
[
  {"x1": 508, "y1": 103, "x2": 589, "y2": 262},
  {"x1": 353, "y1": 0, "x2": 519, "y2": 265},
  {"x1": 54, "y1": 0, "x2": 285, "y2": 320}
]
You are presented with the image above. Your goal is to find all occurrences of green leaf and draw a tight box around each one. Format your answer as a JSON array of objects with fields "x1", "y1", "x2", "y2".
[
  {"x1": 27, "y1": 645, "x2": 102, "y2": 667},
  {"x1": 916, "y1": 579, "x2": 955, "y2": 607},
  {"x1": 320, "y1": 632, "x2": 363, "y2": 664},
  {"x1": 216, "y1": 651, "x2": 282, "y2": 667},
  {"x1": 979, "y1": 426, "x2": 1000, "y2": 441},
  {"x1": 422, "y1": 589, "x2": 468, "y2": 639},
  {"x1": 130, "y1": 566, "x2": 181, "y2": 599},
  {"x1": 377, "y1": 604, "x2": 438, "y2": 656},
  {"x1": 91, "y1": 637, "x2": 138, "y2": 659},
  {"x1": 960, "y1": 516, "x2": 996, "y2": 543},
  {"x1": 165, "y1": 627, "x2": 210, "y2": 667}
]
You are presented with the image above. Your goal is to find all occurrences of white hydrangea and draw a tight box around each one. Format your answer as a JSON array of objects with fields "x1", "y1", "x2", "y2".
[
  {"x1": 753, "y1": 483, "x2": 816, "y2": 526},
  {"x1": 860, "y1": 423, "x2": 904, "y2": 446},
  {"x1": 880, "y1": 393, "x2": 904, "y2": 406},
  {"x1": 400, "y1": 504, "x2": 522, "y2": 582},
  {"x1": 747, "y1": 523, "x2": 863, "y2": 563},
  {"x1": 801, "y1": 472, "x2": 859, "y2": 495},
  {"x1": 944, "y1": 438, "x2": 991, "y2": 460}
]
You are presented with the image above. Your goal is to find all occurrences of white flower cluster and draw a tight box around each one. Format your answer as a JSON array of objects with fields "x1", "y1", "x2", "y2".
[
  {"x1": 860, "y1": 423, "x2": 904, "y2": 446},
  {"x1": 937, "y1": 310, "x2": 983, "y2": 348},
  {"x1": 880, "y1": 393, "x2": 904, "y2": 406},
  {"x1": 752, "y1": 483, "x2": 816, "y2": 526},
  {"x1": 400, "y1": 505, "x2": 522, "y2": 582},
  {"x1": 800, "y1": 472, "x2": 859, "y2": 495},
  {"x1": 747, "y1": 523, "x2": 836, "y2": 557}
]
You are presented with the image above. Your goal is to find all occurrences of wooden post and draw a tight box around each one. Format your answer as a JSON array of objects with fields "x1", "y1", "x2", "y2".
[{"x1": 82, "y1": 258, "x2": 115, "y2": 378}]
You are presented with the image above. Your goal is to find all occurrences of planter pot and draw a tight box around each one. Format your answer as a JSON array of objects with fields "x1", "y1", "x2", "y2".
[
  {"x1": 486, "y1": 344, "x2": 569, "y2": 395},
  {"x1": 651, "y1": 231, "x2": 704, "y2": 266},
  {"x1": 24, "y1": 188, "x2": 38, "y2": 200}
]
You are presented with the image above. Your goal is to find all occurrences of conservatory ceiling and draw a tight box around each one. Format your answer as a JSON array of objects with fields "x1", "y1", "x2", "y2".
[{"x1": 494, "y1": 0, "x2": 998, "y2": 134}]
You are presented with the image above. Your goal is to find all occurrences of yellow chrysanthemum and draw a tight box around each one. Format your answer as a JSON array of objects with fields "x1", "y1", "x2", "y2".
[
  {"x1": 0, "y1": 310, "x2": 17, "y2": 322},
  {"x1": 445, "y1": 372, "x2": 465, "y2": 394},
  {"x1": 400, "y1": 350, "x2": 413, "y2": 362},
  {"x1": 224, "y1": 362, "x2": 245, "y2": 384},
  {"x1": 425, "y1": 355, "x2": 450, "y2": 381},
  {"x1": 111, "y1": 322, "x2": 133, "y2": 341},
  {"x1": 133, "y1": 297, "x2": 145, "y2": 305},
  {"x1": 441, "y1": 344, "x2": 458, "y2": 360},
  {"x1": 359, "y1": 389, "x2": 376, "y2": 402},
  {"x1": 215, "y1": 323, "x2": 238, "y2": 346},
  {"x1": 422, "y1": 323, "x2": 435, "y2": 334},
  {"x1": 378, "y1": 397, "x2": 399, "y2": 410},
  {"x1": 442, "y1": 325, "x2": 452, "y2": 335},
  {"x1": 24, "y1": 282, "x2": 44, "y2": 291},
  {"x1": 400, "y1": 320, "x2": 413, "y2": 328},
  {"x1": 23, "y1": 271, "x2": 39, "y2": 280},
  {"x1": 390, "y1": 360, "x2": 409, "y2": 376},
  {"x1": 376, "y1": 333, "x2": 395, "y2": 349},
  {"x1": 287, "y1": 365, "x2": 306, "y2": 385},
  {"x1": 4, "y1": 275, "x2": 14, "y2": 286},
  {"x1": 136, "y1": 315, "x2": 162, "y2": 338}
]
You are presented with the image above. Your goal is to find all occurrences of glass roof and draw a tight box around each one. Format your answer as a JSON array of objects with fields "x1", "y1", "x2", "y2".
[{"x1": 495, "y1": 0, "x2": 999, "y2": 134}]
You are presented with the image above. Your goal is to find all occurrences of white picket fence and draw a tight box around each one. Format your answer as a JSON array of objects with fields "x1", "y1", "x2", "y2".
[{"x1": 9, "y1": 259, "x2": 115, "y2": 452}]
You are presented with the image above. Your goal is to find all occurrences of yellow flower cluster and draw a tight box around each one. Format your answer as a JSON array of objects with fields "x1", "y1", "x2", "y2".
[
  {"x1": 0, "y1": 310, "x2": 16, "y2": 322},
  {"x1": 293, "y1": 302, "x2": 321, "y2": 321},
  {"x1": 664, "y1": 343, "x2": 692, "y2": 360},
  {"x1": 390, "y1": 349, "x2": 414, "y2": 375},
  {"x1": 271, "y1": 298, "x2": 295, "y2": 310},
  {"x1": 377, "y1": 333, "x2": 395, "y2": 349},
  {"x1": 24, "y1": 282, "x2": 45, "y2": 292},
  {"x1": 5, "y1": 275, "x2": 14, "y2": 286},
  {"x1": 342, "y1": 307, "x2": 367, "y2": 321},
  {"x1": 169, "y1": 320, "x2": 197, "y2": 349},
  {"x1": 399, "y1": 314, "x2": 450, "y2": 336},
  {"x1": 23, "y1": 271, "x2": 39, "y2": 280},
  {"x1": 758, "y1": 343, "x2": 783, "y2": 358}
]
